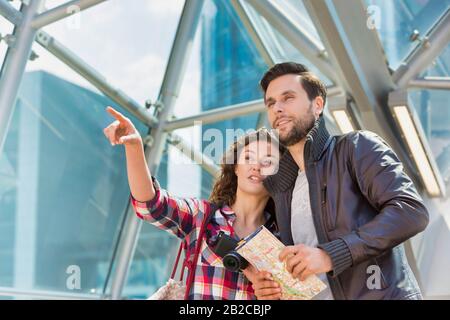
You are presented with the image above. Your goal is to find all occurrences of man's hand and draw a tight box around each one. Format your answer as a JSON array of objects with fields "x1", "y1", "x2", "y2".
[
  {"x1": 242, "y1": 265, "x2": 282, "y2": 300},
  {"x1": 279, "y1": 244, "x2": 332, "y2": 281}
]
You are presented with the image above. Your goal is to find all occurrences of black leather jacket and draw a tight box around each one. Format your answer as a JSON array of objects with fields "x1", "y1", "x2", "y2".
[{"x1": 263, "y1": 116, "x2": 429, "y2": 300}]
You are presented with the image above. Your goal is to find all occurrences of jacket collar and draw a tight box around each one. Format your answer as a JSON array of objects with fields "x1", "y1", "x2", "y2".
[{"x1": 263, "y1": 116, "x2": 332, "y2": 193}]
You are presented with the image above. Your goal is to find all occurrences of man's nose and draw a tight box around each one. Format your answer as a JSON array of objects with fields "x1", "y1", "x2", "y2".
[{"x1": 272, "y1": 101, "x2": 284, "y2": 113}]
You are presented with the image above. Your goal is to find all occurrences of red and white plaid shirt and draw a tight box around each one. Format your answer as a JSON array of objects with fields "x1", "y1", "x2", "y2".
[{"x1": 130, "y1": 177, "x2": 278, "y2": 300}]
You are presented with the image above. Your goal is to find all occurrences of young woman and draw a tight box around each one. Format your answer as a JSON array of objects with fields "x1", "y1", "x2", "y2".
[{"x1": 103, "y1": 106, "x2": 282, "y2": 300}]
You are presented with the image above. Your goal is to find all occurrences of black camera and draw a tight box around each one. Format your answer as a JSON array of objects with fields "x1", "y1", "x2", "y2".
[{"x1": 213, "y1": 231, "x2": 249, "y2": 272}]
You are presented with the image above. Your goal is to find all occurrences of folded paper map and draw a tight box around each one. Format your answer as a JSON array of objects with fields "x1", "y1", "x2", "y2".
[{"x1": 236, "y1": 226, "x2": 327, "y2": 300}]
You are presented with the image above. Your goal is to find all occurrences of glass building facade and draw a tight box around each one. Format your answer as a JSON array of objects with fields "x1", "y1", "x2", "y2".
[
  {"x1": 199, "y1": 0, "x2": 267, "y2": 199},
  {"x1": 0, "y1": 70, "x2": 147, "y2": 296}
]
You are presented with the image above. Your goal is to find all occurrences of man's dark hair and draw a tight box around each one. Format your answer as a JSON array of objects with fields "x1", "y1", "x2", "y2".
[{"x1": 260, "y1": 62, "x2": 327, "y2": 107}]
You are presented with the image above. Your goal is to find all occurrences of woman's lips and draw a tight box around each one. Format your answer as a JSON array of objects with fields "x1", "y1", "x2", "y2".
[{"x1": 248, "y1": 175, "x2": 263, "y2": 183}]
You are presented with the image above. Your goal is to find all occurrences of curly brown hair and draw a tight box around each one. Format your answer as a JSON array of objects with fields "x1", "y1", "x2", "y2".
[{"x1": 209, "y1": 128, "x2": 283, "y2": 211}]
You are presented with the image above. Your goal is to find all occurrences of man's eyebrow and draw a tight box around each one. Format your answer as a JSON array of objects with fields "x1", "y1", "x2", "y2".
[
  {"x1": 265, "y1": 90, "x2": 297, "y2": 104},
  {"x1": 281, "y1": 90, "x2": 296, "y2": 95},
  {"x1": 265, "y1": 96, "x2": 275, "y2": 104}
]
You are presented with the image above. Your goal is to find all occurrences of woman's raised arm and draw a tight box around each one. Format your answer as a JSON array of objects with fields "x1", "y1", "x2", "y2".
[{"x1": 103, "y1": 106, "x2": 155, "y2": 202}]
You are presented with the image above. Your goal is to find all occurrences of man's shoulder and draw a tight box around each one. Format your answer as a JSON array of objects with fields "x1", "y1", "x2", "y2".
[
  {"x1": 335, "y1": 130, "x2": 389, "y2": 148},
  {"x1": 333, "y1": 130, "x2": 397, "y2": 164}
]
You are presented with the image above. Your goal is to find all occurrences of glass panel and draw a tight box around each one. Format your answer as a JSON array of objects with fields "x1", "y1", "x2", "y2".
[
  {"x1": 409, "y1": 88, "x2": 450, "y2": 193},
  {"x1": 240, "y1": 0, "x2": 333, "y2": 86},
  {"x1": 173, "y1": 0, "x2": 268, "y2": 119},
  {"x1": 419, "y1": 44, "x2": 450, "y2": 78},
  {"x1": 271, "y1": 0, "x2": 322, "y2": 42},
  {"x1": 171, "y1": 0, "x2": 267, "y2": 204},
  {"x1": 122, "y1": 144, "x2": 214, "y2": 299},
  {"x1": 41, "y1": 0, "x2": 184, "y2": 104},
  {"x1": 409, "y1": 44, "x2": 450, "y2": 192},
  {"x1": 0, "y1": 46, "x2": 149, "y2": 296},
  {"x1": 364, "y1": 0, "x2": 450, "y2": 70},
  {"x1": 123, "y1": 219, "x2": 179, "y2": 300}
]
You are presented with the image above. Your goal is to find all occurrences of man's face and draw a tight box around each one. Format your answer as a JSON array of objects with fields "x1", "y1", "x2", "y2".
[{"x1": 265, "y1": 74, "x2": 324, "y2": 146}]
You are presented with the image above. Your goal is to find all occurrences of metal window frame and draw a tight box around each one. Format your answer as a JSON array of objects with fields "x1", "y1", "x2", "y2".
[
  {"x1": 108, "y1": 0, "x2": 205, "y2": 300},
  {"x1": 230, "y1": 0, "x2": 274, "y2": 129},
  {"x1": 31, "y1": 0, "x2": 107, "y2": 29},
  {"x1": 393, "y1": 9, "x2": 450, "y2": 89},
  {"x1": 245, "y1": 0, "x2": 338, "y2": 84},
  {"x1": 409, "y1": 77, "x2": 450, "y2": 91},
  {"x1": 0, "y1": 0, "x2": 204, "y2": 300},
  {"x1": 0, "y1": 0, "x2": 43, "y2": 154}
]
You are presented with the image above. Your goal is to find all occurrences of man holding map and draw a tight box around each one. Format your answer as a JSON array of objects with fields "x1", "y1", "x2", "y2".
[{"x1": 243, "y1": 62, "x2": 429, "y2": 300}]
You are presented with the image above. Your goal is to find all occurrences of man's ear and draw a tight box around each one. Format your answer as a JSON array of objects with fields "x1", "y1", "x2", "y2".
[{"x1": 313, "y1": 96, "x2": 325, "y2": 118}]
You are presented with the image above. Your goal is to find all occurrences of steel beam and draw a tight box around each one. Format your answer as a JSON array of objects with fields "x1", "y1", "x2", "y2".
[
  {"x1": 393, "y1": 9, "x2": 450, "y2": 88},
  {"x1": 35, "y1": 31, "x2": 157, "y2": 127},
  {"x1": 164, "y1": 85, "x2": 343, "y2": 131},
  {"x1": 31, "y1": 0, "x2": 107, "y2": 29},
  {"x1": 0, "y1": 0, "x2": 43, "y2": 154},
  {"x1": 108, "y1": 0, "x2": 205, "y2": 300},
  {"x1": 169, "y1": 133, "x2": 219, "y2": 177},
  {"x1": 164, "y1": 99, "x2": 265, "y2": 132},
  {"x1": 409, "y1": 77, "x2": 450, "y2": 90},
  {"x1": 246, "y1": 0, "x2": 337, "y2": 84},
  {"x1": 0, "y1": 0, "x2": 22, "y2": 25},
  {"x1": 230, "y1": 0, "x2": 274, "y2": 129}
]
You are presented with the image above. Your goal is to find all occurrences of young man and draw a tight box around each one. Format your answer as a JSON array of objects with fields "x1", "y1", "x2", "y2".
[{"x1": 243, "y1": 62, "x2": 429, "y2": 300}]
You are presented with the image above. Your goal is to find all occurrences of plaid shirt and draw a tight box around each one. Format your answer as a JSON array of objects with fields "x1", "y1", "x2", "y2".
[{"x1": 130, "y1": 177, "x2": 278, "y2": 300}]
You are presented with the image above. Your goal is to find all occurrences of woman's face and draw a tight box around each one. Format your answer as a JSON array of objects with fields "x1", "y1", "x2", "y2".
[{"x1": 234, "y1": 140, "x2": 280, "y2": 197}]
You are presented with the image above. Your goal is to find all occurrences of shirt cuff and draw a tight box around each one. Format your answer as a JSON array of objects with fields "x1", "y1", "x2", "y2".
[{"x1": 318, "y1": 238, "x2": 353, "y2": 278}]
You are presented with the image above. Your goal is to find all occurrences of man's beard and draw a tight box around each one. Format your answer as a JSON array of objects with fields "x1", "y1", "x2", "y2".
[{"x1": 278, "y1": 105, "x2": 316, "y2": 147}]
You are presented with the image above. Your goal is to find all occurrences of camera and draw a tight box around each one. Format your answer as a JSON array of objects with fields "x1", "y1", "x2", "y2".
[
  {"x1": 213, "y1": 231, "x2": 249, "y2": 272},
  {"x1": 223, "y1": 251, "x2": 249, "y2": 272}
]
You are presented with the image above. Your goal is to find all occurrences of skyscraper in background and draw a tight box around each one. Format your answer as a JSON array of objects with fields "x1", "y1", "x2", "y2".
[
  {"x1": 0, "y1": 70, "x2": 171, "y2": 297},
  {"x1": 200, "y1": 0, "x2": 267, "y2": 199}
]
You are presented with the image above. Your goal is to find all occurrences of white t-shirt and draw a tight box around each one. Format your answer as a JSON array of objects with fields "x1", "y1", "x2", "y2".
[{"x1": 291, "y1": 169, "x2": 334, "y2": 300}]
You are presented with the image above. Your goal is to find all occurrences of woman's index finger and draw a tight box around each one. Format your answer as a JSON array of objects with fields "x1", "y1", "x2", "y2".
[{"x1": 106, "y1": 106, "x2": 127, "y2": 123}]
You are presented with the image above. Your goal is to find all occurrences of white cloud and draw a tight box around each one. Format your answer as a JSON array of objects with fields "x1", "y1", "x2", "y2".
[
  {"x1": 113, "y1": 53, "x2": 168, "y2": 104},
  {"x1": 145, "y1": 0, "x2": 185, "y2": 16},
  {"x1": 31, "y1": 0, "x2": 185, "y2": 104}
]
